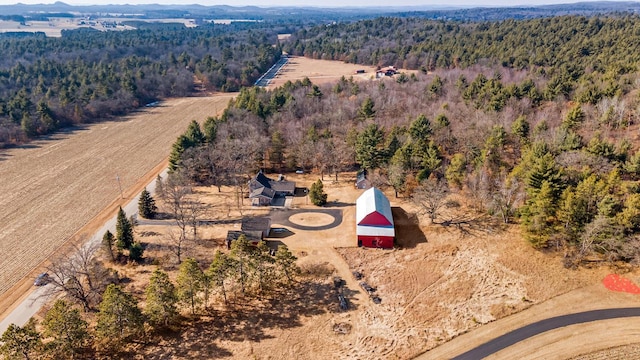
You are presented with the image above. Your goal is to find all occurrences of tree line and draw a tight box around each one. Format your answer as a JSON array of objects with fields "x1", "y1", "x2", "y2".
[
  {"x1": 0, "y1": 23, "x2": 283, "y2": 146},
  {"x1": 283, "y1": 15, "x2": 640, "y2": 106}
]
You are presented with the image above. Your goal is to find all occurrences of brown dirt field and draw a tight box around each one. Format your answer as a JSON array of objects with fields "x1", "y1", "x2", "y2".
[
  {"x1": 266, "y1": 56, "x2": 416, "y2": 89},
  {"x1": 0, "y1": 95, "x2": 233, "y2": 318},
  {"x1": 117, "y1": 171, "x2": 636, "y2": 359}
]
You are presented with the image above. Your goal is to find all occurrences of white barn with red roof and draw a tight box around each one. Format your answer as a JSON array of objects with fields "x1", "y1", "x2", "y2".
[{"x1": 356, "y1": 187, "x2": 395, "y2": 248}]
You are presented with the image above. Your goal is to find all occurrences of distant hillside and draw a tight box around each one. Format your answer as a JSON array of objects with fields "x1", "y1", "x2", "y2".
[
  {"x1": 403, "y1": 1, "x2": 640, "y2": 21},
  {"x1": 1, "y1": 1, "x2": 640, "y2": 22}
]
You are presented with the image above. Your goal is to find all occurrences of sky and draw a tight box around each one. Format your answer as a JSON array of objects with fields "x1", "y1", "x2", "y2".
[{"x1": 0, "y1": 0, "x2": 635, "y2": 8}]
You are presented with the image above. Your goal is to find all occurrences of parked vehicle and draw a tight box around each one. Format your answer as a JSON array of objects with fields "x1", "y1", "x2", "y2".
[{"x1": 34, "y1": 272, "x2": 49, "y2": 286}]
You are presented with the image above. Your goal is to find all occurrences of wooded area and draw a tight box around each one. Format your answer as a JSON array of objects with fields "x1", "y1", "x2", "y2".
[
  {"x1": 0, "y1": 23, "x2": 282, "y2": 146},
  {"x1": 173, "y1": 13, "x2": 640, "y2": 265}
]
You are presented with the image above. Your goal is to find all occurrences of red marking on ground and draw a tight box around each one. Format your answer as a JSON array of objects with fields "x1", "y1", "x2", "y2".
[{"x1": 603, "y1": 274, "x2": 640, "y2": 294}]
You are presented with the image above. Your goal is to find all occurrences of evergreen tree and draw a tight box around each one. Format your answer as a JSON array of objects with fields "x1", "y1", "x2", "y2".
[
  {"x1": 521, "y1": 181, "x2": 559, "y2": 248},
  {"x1": 309, "y1": 179, "x2": 328, "y2": 206},
  {"x1": 357, "y1": 97, "x2": 376, "y2": 120},
  {"x1": 207, "y1": 251, "x2": 232, "y2": 305},
  {"x1": 409, "y1": 114, "x2": 433, "y2": 142},
  {"x1": 274, "y1": 245, "x2": 300, "y2": 287},
  {"x1": 308, "y1": 84, "x2": 323, "y2": 98},
  {"x1": 511, "y1": 115, "x2": 530, "y2": 141},
  {"x1": 252, "y1": 241, "x2": 275, "y2": 295},
  {"x1": 355, "y1": 123, "x2": 386, "y2": 170},
  {"x1": 617, "y1": 194, "x2": 640, "y2": 233},
  {"x1": 168, "y1": 135, "x2": 189, "y2": 172},
  {"x1": 20, "y1": 113, "x2": 36, "y2": 137},
  {"x1": 0, "y1": 319, "x2": 42, "y2": 360},
  {"x1": 42, "y1": 300, "x2": 90, "y2": 359},
  {"x1": 229, "y1": 235, "x2": 253, "y2": 295},
  {"x1": 203, "y1": 116, "x2": 218, "y2": 143},
  {"x1": 95, "y1": 284, "x2": 144, "y2": 352},
  {"x1": 184, "y1": 120, "x2": 206, "y2": 146},
  {"x1": 102, "y1": 230, "x2": 116, "y2": 262},
  {"x1": 445, "y1": 153, "x2": 467, "y2": 189},
  {"x1": 176, "y1": 258, "x2": 205, "y2": 315},
  {"x1": 145, "y1": 269, "x2": 178, "y2": 328},
  {"x1": 115, "y1": 207, "x2": 134, "y2": 251},
  {"x1": 562, "y1": 104, "x2": 585, "y2": 130},
  {"x1": 128, "y1": 242, "x2": 144, "y2": 262},
  {"x1": 138, "y1": 188, "x2": 157, "y2": 219}
]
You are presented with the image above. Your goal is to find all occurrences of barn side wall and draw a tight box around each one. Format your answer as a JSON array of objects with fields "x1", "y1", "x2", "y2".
[{"x1": 357, "y1": 235, "x2": 394, "y2": 249}]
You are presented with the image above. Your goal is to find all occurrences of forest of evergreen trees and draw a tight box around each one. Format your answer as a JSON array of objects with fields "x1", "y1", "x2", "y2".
[{"x1": 0, "y1": 23, "x2": 283, "y2": 146}]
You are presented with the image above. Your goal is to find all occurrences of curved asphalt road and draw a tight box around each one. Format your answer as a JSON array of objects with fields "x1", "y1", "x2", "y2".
[{"x1": 451, "y1": 307, "x2": 640, "y2": 359}]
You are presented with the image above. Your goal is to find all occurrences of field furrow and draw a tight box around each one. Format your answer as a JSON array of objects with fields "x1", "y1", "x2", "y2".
[{"x1": 0, "y1": 95, "x2": 232, "y2": 301}]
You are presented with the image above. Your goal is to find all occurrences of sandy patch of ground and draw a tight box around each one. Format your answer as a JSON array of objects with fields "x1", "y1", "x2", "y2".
[{"x1": 0, "y1": 95, "x2": 233, "y2": 318}]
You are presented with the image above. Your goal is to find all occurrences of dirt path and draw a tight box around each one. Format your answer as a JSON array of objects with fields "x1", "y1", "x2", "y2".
[{"x1": 0, "y1": 95, "x2": 233, "y2": 318}]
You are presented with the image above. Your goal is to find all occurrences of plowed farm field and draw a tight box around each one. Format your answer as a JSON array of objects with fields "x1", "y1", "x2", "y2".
[{"x1": 0, "y1": 95, "x2": 233, "y2": 314}]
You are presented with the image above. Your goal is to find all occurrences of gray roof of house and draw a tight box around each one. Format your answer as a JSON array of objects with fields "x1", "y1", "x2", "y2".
[
  {"x1": 269, "y1": 180, "x2": 296, "y2": 193},
  {"x1": 241, "y1": 217, "x2": 272, "y2": 232}
]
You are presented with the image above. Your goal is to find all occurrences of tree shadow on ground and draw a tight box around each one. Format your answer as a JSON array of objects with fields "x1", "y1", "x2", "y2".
[
  {"x1": 436, "y1": 212, "x2": 505, "y2": 237},
  {"x1": 141, "y1": 280, "x2": 338, "y2": 358},
  {"x1": 327, "y1": 200, "x2": 354, "y2": 208},
  {"x1": 393, "y1": 207, "x2": 428, "y2": 249}
]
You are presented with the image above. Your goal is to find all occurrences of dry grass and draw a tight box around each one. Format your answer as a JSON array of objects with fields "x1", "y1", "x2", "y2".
[{"x1": 109, "y1": 173, "x2": 625, "y2": 359}]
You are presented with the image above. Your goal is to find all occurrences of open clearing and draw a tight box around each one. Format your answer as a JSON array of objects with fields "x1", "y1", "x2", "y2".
[
  {"x1": 266, "y1": 56, "x2": 379, "y2": 89},
  {"x1": 0, "y1": 95, "x2": 233, "y2": 317},
  {"x1": 107, "y1": 173, "x2": 640, "y2": 359}
]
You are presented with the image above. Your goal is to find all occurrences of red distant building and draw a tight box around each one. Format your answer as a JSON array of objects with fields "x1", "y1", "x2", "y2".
[{"x1": 356, "y1": 187, "x2": 394, "y2": 249}]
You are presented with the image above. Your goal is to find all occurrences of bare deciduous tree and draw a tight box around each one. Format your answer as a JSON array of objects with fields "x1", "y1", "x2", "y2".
[
  {"x1": 491, "y1": 175, "x2": 523, "y2": 224},
  {"x1": 44, "y1": 243, "x2": 116, "y2": 311},
  {"x1": 412, "y1": 178, "x2": 450, "y2": 222}
]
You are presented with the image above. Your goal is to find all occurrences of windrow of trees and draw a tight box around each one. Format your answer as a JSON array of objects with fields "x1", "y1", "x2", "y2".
[
  {"x1": 283, "y1": 15, "x2": 640, "y2": 106},
  {"x1": 0, "y1": 23, "x2": 282, "y2": 146},
  {"x1": 1, "y1": 236, "x2": 300, "y2": 358},
  {"x1": 172, "y1": 61, "x2": 640, "y2": 264}
]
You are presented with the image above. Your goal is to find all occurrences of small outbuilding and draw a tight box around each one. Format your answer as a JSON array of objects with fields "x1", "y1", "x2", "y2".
[
  {"x1": 355, "y1": 169, "x2": 371, "y2": 190},
  {"x1": 356, "y1": 187, "x2": 395, "y2": 249}
]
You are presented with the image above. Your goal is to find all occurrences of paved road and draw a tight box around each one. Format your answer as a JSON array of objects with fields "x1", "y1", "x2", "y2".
[
  {"x1": 447, "y1": 307, "x2": 640, "y2": 360},
  {"x1": 0, "y1": 170, "x2": 167, "y2": 335},
  {"x1": 254, "y1": 56, "x2": 289, "y2": 87}
]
